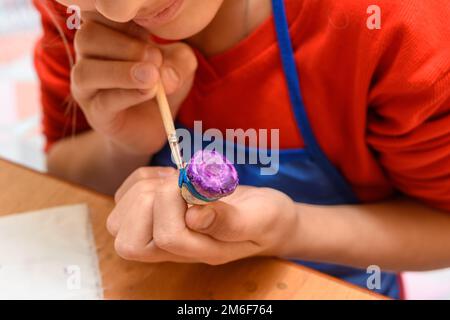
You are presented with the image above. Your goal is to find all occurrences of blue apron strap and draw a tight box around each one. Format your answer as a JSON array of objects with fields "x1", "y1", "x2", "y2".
[
  {"x1": 272, "y1": 0, "x2": 359, "y2": 203},
  {"x1": 272, "y1": 0, "x2": 319, "y2": 153}
]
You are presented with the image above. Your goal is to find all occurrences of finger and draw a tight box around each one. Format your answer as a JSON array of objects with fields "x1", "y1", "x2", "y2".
[
  {"x1": 113, "y1": 185, "x2": 155, "y2": 246},
  {"x1": 115, "y1": 240, "x2": 198, "y2": 264},
  {"x1": 75, "y1": 20, "x2": 163, "y2": 64},
  {"x1": 152, "y1": 175, "x2": 188, "y2": 240},
  {"x1": 107, "y1": 178, "x2": 160, "y2": 236},
  {"x1": 159, "y1": 43, "x2": 198, "y2": 95},
  {"x1": 115, "y1": 167, "x2": 178, "y2": 203},
  {"x1": 154, "y1": 217, "x2": 259, "y2": 265},
  {"x1": 152, "y1": 176, "x2": 259, "y2": 264},
  {"x1": 184, "y1": 202, "x2": 254, "y2": 242},
  {"x1": 185, "y1": 188, "x2": 270, "y2": 242},
  {"x1": 111, "y1": 175, "x2": 197, "y2": 264},
  {"x1": 91, "y1": 88, "x2": 156, "y2": 116},
  {"x1": 72, "y1": 59, "x2": 159, "y2": 93}
]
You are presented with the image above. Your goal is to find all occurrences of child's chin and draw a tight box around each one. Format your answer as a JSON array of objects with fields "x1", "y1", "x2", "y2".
[{"x1": 149, "y1": 22, "x2": 205, "y2": 41}]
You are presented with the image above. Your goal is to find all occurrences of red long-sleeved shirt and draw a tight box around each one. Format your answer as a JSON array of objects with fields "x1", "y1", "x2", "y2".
[{"x1": 33, "y1": 0, "x2": 450, "y2": 211}]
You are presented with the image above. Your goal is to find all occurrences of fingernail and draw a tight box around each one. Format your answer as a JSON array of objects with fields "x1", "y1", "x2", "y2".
[
  {"x1": 162, "y1": 66, "x2": 180, "y2": 85},
  {"x1": 196, "y1": 209, "x2": 216, "y2": 230},
  {"x1": 133, "y1": 63, "x2": 156, "y2": 84}
]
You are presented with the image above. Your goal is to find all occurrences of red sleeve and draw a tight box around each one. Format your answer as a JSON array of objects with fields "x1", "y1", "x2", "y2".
[
  {"x1": 33, "y1": 0, "x2": 90, "y2": 152},
  {"x1": 367, "y1": 1, "x2": 450, "y2": 211}
]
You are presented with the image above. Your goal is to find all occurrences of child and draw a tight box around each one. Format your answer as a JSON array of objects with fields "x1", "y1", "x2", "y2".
[{"x1": 33, "y1": 0, "x2": 450, "y2": 299}]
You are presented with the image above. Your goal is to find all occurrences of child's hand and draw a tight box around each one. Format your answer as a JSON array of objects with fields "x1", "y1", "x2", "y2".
[
  {"x1": 71, "y1": 13, "x2": 198, "y2": 156},
  {"x1": 106, "y1": 167, "x2": 299, "y2": 265}
]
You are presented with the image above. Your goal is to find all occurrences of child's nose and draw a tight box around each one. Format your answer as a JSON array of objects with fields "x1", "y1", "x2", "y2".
[{"x1": 94, "y1": 0, "x2": 146, "y2": 23}]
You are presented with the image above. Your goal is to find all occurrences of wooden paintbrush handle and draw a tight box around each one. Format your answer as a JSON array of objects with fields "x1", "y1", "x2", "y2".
[
  {"x1": 155, "y1": 81, "x2": 176, "y2": 136},
  {"x1": 155, "y1": 82, "x2": 184, "y2": 169}
]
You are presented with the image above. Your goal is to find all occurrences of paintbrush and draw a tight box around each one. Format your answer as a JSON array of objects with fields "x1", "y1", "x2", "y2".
[
  {"x1": 155, "y1": 81, "x2": 184, "y2": 170},
  {"x1": 155, "y1": 81, "x2": 239, "y2": 205}
]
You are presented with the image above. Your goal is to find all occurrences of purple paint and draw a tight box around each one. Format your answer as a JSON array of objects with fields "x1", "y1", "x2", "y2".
[{"x1": 186, "y1": 150, "x2": 239, "y2": 200}]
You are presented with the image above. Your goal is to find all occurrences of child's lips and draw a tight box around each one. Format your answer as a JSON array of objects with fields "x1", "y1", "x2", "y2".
[{"x1": 133, "y1": 0, "x2": 184, "y2": 28}]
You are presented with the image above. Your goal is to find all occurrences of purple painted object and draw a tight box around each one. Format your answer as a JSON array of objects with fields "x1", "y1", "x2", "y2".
[{"x1": 186, "y1": 150, "x2": 239, "y2": 200}]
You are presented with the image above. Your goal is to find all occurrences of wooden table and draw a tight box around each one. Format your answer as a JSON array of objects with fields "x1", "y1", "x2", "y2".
[{"x1": 0, "y1": 158, "x2": 382, "y2": 300}]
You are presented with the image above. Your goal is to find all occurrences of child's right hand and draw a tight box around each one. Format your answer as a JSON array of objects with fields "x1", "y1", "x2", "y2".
[{"x1": 71, "y1": 12, "x2": 198, "y2": 156}]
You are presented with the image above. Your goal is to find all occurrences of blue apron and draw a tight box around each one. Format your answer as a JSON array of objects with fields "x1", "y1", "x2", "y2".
[{"x1": 152, "y1": 0, "x2": 400, "y2": 299}]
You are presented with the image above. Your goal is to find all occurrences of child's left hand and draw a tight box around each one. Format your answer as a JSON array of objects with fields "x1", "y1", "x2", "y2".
[{"x1": 107, "y1": 167, "x2": 299, "y2": 265}]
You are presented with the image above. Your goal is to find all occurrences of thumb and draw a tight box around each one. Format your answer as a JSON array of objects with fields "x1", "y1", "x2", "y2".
[
  {"x1": 185, "y1": 202, "x2": 252, "y2": 242},
  {"x1": 159, "y1": 42, "x2": 198, "y2": 95}
]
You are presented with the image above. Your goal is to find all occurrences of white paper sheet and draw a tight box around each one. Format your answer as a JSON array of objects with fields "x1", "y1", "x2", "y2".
[{"x1": 0, "y1": 204, "x2": 103, "y2": 299}]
